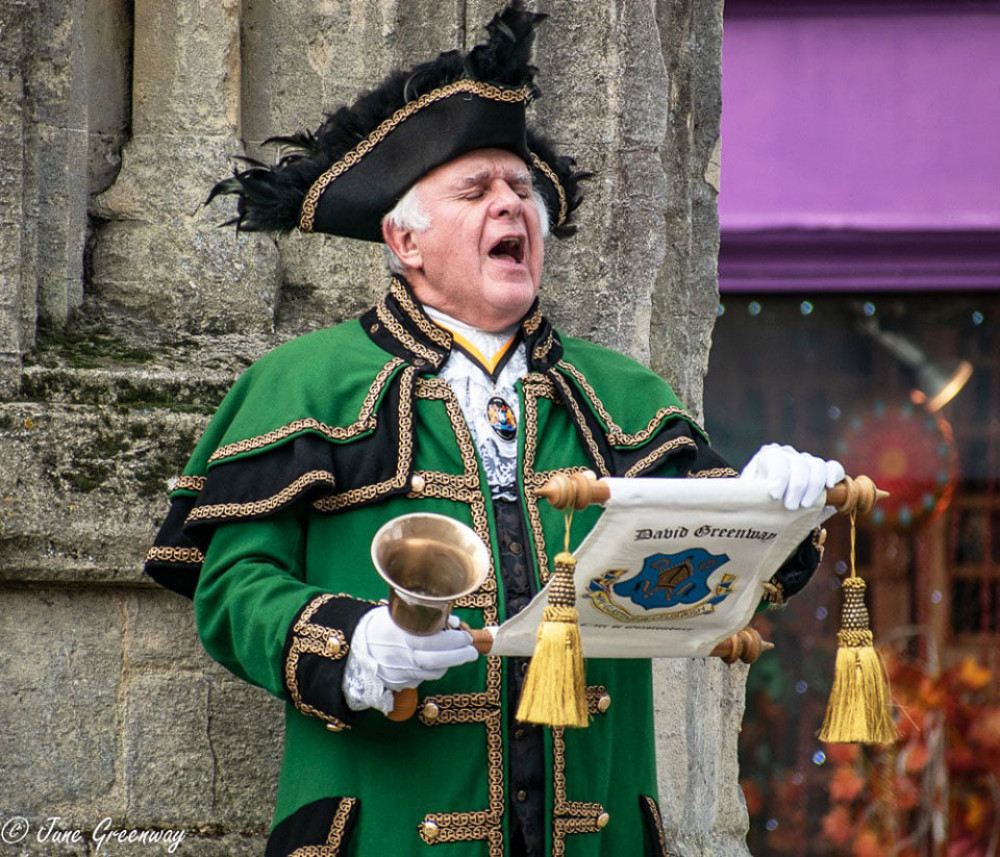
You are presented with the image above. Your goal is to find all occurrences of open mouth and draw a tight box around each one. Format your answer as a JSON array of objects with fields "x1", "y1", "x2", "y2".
[{"x1": 488, "y1": 236, "x2": 525, "y2": 264}]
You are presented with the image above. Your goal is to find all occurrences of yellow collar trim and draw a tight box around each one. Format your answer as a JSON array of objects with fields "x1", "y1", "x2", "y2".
[{"x1": 439, "y1": 327, "x2": 518, "y2": 375}]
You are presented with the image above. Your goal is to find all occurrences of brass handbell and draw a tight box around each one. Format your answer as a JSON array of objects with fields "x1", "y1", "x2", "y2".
[
  {"x1": 371, "y1": 512, "x2": 490, "y2": 635},
  {"x1": 370, "y1": 513, "x2": 490, "y2": 722}
]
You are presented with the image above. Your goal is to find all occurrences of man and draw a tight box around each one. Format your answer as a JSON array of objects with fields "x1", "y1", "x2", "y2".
[{"x1": 146, "y1": 4, "x2": 841, "y2": 855}]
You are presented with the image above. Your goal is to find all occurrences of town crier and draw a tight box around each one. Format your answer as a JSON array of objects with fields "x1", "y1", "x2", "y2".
[{"x1": 145, "y1": 3, "x2": 842, "y2": 854}]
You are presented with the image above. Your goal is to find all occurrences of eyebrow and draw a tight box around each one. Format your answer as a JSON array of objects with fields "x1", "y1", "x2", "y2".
[{"x1": 452, "y1": 169, "x2": 534, "y2": 190}]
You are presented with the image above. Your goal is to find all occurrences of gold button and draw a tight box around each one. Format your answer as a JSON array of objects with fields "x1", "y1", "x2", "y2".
[
  {"x1": 516, "y1": 789, "x2": 527, "y2": 802},
  {"x1": 421, "y1": 821, "x2": 440, "y2": 841},
  {"x1": 597, "y1": 812, "x2": 610, "y2": 829},
  {"x1": 597, "y1": 693, "x2": 611, "y2": 713},
  {"x1": 324, "y1": 636, "x2": 342, "y2": 658},
  {"x1": 411, "y1": 474, "x2": 426, "y2": 494},
  {"x1": 326, "y1": 721, "x2": 345, "y2": 732},
  {"x1": 422, "y1": 701, "x2": 440, "y2": 722}
]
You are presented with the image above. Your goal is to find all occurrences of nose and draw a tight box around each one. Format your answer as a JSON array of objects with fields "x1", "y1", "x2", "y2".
[{"x1": 487, "y1": 180, "x2": 524, "y2": 218}]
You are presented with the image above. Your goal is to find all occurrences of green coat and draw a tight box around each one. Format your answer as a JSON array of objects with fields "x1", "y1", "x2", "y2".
[{"x1": 147, "y1": 279, "x2": 813, "y2": 856}]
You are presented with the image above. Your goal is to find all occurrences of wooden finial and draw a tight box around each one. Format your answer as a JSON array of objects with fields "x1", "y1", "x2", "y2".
[
  {"x1": 710, "y1": 627, "x2": 775, "y2": 665},
  {"x1": 535, "y1": 470, "x2": 608, "y2": 510},
  {"x1": 825, "y1": 475, "x2": 889, "y2": 516}
]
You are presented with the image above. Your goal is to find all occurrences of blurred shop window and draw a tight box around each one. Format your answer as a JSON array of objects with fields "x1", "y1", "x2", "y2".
[{"x1": 704, "y1": 294, "x2": 999, "y2": 855}]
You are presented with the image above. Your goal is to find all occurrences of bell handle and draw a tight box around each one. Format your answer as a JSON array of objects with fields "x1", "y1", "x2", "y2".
[
  {"x1": 387, "y1": 688, "x2": 419, "y2": 722},
  {"x1": 385, "y1": 629, "x2": 493, "y2": 722}
]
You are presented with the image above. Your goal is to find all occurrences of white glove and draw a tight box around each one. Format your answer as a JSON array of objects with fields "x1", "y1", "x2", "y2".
[
  {"x1": 343, "y1": 606, "x2": 479, "y2": 712},
  {"x1": 741, "y1": 443, "x2": 845, "y2": 510}
]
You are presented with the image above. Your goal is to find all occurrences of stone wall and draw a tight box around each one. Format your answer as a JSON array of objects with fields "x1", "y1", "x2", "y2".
[{"x1": 0, "y1": 1, "x2": 747, "y2": 854}]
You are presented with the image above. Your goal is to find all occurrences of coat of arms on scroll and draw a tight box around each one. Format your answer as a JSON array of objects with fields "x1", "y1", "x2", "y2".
[{"x1": 586, "y1": 548, "x2": 737, "y2": 623}]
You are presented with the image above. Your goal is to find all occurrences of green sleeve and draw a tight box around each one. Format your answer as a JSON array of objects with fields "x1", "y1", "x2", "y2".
[
  {"x1": 193, "y1": 508, "x2": 376, "y2": 729},
  {"x1": 194, "y1": 508, "x2": 319, "y2": 693}
]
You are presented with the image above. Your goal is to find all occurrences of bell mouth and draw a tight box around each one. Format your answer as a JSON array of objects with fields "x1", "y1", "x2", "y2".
[{"x1": 371, "y1": 513, "x2": 491, "y2": 634}]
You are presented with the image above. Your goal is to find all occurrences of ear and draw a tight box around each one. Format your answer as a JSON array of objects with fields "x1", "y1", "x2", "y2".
[{"x1": 382, "y1": 219, "x2": 424, "y2": 271}]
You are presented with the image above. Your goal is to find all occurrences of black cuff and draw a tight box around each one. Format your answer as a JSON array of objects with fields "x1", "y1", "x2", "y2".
[
  {"x1": 281, "y1": 594, "x2": 379, "y2": 731},
  {"x1": 768, "y1": 527, "x2": 825, "y2": 601}
]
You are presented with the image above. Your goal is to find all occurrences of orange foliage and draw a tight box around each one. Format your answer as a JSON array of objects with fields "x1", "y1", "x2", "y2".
[
  {"x1": 955, "y1": 656, "x2": 992, "y2": 692},
  {"x1": 823, "y1": 743, "x2": 860, "y2": 766},
  {"x1": 741, "y1": 778, "x2": 763, "y2": 816},
  {"x1": 829, "y1": 766, "x2": 866, "y2": 802},
  {"x1": 967, "y1": 705, "x2": 1000, "y2": 751},
  {"x1": 902, "y1": 740, "x2": 930, "y2": 774},
  {"x1": 820, "y1": 805, "x2": 854, "y2": 847},
  {"x1": 852, "y1": 830, "x2": 884, "y2": 857}
]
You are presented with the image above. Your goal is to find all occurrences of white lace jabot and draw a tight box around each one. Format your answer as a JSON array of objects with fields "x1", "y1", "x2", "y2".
[{"x1": 423, "y1": 306, "x2": 527, "y2": 501}]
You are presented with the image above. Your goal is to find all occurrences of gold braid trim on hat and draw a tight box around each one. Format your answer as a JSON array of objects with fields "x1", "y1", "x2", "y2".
[
  {"x1": 299, "y1": 81, "x2": 533, "y2": 233},
  {"x1": 529, "y1": 152, "x2": 568, "y2": 228}
]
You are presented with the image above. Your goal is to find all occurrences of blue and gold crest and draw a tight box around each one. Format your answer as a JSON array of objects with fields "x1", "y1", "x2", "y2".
[
  {"x1": 586, "y1": 548, "x2": 736, "y2": 622},
  {"x1": 487, "y1": 395, "x2": 517, "y2": 441}
]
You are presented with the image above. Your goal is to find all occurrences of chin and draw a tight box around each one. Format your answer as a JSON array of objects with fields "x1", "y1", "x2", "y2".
[{"x1": 488, "y1": 284, "x2": 536, "y2": 314}]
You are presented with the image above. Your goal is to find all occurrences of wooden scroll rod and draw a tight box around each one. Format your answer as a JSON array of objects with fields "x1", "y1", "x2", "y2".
[
  {"x1": 460, "y1": 623, "x2": 771, "y2": 665},
  {"x1": 536, "y1": 471, "x2": 888, "y2": 516}
]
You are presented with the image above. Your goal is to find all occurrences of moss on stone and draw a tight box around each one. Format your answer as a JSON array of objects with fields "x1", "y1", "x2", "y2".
[
  {"x1": 33, "y1": 320, "x2": 158, "y2": 370},
  {"x1": 65, "y1": 461, "x2": 112, "y2": 492}
]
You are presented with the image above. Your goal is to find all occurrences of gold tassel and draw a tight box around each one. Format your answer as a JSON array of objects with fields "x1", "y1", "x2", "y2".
[
  {"x1": 516, "y1": 505, "x2": 588, "y2": 727},
  {"x1": 819, "y1": 512, "x2": 898, "y2": 745}
]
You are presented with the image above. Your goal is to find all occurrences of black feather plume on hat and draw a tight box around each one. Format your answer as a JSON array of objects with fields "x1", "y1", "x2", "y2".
[
  {"x1": 526, "y1": 128, "x2": 590, "y2": 238},
  {"x1": 207, "y1": 1, "x2": 585, "y2": 241}
]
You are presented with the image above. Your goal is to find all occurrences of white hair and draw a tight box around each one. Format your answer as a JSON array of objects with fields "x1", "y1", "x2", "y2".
[
  {"x1": 382, "y1": 184, "x2": 432, "y2": 275},
  {"x1": 381, "y1": 181, "x2": 551, "y2": 276}
]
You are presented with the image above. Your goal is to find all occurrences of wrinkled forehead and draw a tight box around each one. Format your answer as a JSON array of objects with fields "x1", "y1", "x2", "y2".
[{"x1": 416, "y1": 148, "x2": 533, "y2": 194}]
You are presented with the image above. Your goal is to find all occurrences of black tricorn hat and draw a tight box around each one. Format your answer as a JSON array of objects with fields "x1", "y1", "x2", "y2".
[{"x1": 208, "y1": 1, "x2": 587, "y2": 242}]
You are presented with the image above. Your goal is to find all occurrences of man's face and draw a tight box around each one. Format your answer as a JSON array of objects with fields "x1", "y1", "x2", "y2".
[{"x1": 391, "y1": 149, "x2": 546, "y2": 332}]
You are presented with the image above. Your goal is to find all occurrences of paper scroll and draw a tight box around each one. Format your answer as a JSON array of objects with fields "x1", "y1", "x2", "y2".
[{"x1": 490, "y1": 478, "x2": 833, "y2": 658}]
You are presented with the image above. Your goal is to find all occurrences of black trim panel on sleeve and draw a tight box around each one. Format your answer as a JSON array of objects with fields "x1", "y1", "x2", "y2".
[
  {"x1": 638, "y1": 794, "x2": 676, "y2": 857},
  {"x1": 281, "y1": 594, "x2": 379, "y2": 730},
  {"x1": 265, "y1": 796, "x2": 360, "y2": 857}
]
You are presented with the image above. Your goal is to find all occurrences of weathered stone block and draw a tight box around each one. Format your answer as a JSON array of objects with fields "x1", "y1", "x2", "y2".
[
  {"x1": 122, "y1": 671, "x2": 281, "y2": 832},
  {"x1": 274, "y1": 232, "x2": 386, "y2": 334},
  {"x1": 654, "y1": 658, "x2": 751, "y2": 857},
  {"x1": 132, "y1": 0, "x2": 241, "y2": 137},
  {"x1": 0, "y1": 589, "x2": 121, "y2": 813},
  {"x1": 33, "y1": 121, "x2": 88, "y2": 325},
  {"x1": 83, "y1": 0, "x2": 131, "y2": 196},
  {"x1": 0, "y1": 401, "x2": 207, "y2": 586},
  {"x1": 88, "y1": 217, "x2": 281, "y2": 335},
  {"x1": 126, "y1": 589, "x2": 211, "y2": 669},
  {"x1": 123, "y1": 674, "x2": 215, "y2": 827},
  {"x1": 206, "y1": 678, "x2": 283, "y2": 831}
]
